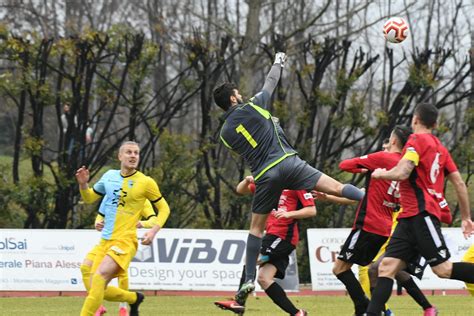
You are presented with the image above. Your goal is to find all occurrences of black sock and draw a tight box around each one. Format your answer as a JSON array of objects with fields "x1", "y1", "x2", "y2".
[
  {"x1": 367, "y1": 277, "x2": 393, "y2": 315},
  {"x1": 244, "y1": 234, "x2": 262, "y2": 282},
  {"x1": 264, "y1": 282, "x2": 299, "y2": 315},
  {"x1": 238, "y1": 265, "x2": 246, "y2": 292},
  {"x1": 451, "y1": 262, "x2": 474, "y2": 283},
  {"x1": 400, "y1": 278, "x2": 432, "y2": 310},
  {"x1": 336, "y1": 270, "x2": 369, "y2": 314}
]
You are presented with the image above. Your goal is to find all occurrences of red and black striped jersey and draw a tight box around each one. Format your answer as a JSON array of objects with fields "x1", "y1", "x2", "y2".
[
  {"x1": 339, "y1": 151, "x2": 401, "y2": 237},
  {"x1": 399, "y1": 133, "x2": 458, "y2": 221},
  {"x1": 265, "y1": 189, "x2": 315, "y2": 246}
]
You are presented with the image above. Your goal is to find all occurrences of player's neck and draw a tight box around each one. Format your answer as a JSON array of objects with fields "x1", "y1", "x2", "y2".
[
  {"x1": 120, "y1": 167, "x2": 137, "y2": 177},
  {"x1": 413, "y1": 125, "x2": 432, "y2": 134}
]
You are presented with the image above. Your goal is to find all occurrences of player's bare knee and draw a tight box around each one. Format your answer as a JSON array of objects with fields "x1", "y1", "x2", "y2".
[
  {"x1": 368, "y1": 263, "x2": 378, "y2": 280},
  {"x1": 378, "y1": 258, "x2": 398, "y2": 278},
  {"x1": 257, "y1": 274, "x2": 271, "y2": 289},
  {"x1": 432, "y1": 261, "x2": 452, "y2": 279}
]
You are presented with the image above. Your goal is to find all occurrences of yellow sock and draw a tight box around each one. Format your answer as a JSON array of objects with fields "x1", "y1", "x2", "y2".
[
  {"x1": 358, "y1": 265, "x2": 371, "y2": 297},
  {"x1": 80, "y1": 264, "x2": 92, "y2": 292},
  {"x1": 80, "y1": 274, "x2": 106, "y2": 316},
  {"x1": 466, "y1": 283, "x2": 474, "y2": 296},
  {"x1": 118, "y1": 272, "x2": 129, "y2": 290},
  {"x1": 104, "y1": 286, "x2": 137, "y2": 303}
]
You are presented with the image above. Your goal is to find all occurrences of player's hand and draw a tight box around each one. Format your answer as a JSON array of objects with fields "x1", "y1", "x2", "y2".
[
  {"x1": 274, "y1": 52, "x2": 286, "y2": 67},
  {"x1": 75, "y1": 166, "x2": 90, "y2": 185},
  {"x1": 311, "y1": 191, "x2": 327, "y2": 201},
  {"x1": 136, "y1": 221, "x2": 144, "y2": 228},
  {"x1": 372, "y1": 168, "x2": 386, "y2": 179},
  {"x1": 274, "y1": 210, "x2": 290, "y2": 219},
  {"x1": 141, "y1": 227, "x2": 160, "y2": 245},
  {"x1": 95, "y1": 221, "x2": 104, "y2": 232},
  {"x1": 461, "y1": 219, "x2": 473, "y2": 239},
  {"x1": 244, "y1": 175, "x2": 255, "y2": 184}
]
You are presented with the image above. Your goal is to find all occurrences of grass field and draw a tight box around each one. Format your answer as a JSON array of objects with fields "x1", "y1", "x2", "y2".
[{"x1": 1, "y1": 294, "x2": 473, "y2": 315}]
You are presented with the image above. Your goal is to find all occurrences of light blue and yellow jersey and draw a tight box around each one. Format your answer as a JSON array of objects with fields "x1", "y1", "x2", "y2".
[
  {"x1": 80, "y1": 170, "x2": 170, "y2": 241},
  {"x1": 95, "y1": 199, "x2": 159, "y2": 229}
]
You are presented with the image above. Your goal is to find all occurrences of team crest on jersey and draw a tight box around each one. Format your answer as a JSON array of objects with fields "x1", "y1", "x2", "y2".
[
  {"x1": 128, "y1": 180, "x2": 134, "y2": 188},
  {"x1": 303, "y1": 192, "x2": 312, "y2": 200}
]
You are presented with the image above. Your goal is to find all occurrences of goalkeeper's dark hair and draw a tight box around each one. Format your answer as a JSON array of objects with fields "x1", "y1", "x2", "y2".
[
  {"x1": 414, "y1": 103, "x2": 438, "y2": 128},
  {"x1": 392, "y1": 125, "x2": 411, "y2": 147},
  {"x1": 213, "y1": 82, "x2": 237, "y2": 111}
]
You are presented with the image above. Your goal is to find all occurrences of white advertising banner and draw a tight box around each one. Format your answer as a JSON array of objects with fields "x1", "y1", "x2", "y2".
[
  {"x1": 0, "y1": 229, "x2": 299, "y2": 292},
  {"x1": 307, "y1": 228, "x2": 472, "y2": 291}
]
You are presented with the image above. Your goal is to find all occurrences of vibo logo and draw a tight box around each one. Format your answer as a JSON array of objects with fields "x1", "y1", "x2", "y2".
[
  {"x1": 156, "y1": 238, "x2": 245, "y2": 264},
  {"x1": 0, "y1": 238, "x2": 28, "y2": 250}
]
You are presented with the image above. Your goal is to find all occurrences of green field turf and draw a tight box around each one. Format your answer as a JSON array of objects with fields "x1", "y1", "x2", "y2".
[{"x1": 1, "y1": 294, "x2": 472, "y2": 315}]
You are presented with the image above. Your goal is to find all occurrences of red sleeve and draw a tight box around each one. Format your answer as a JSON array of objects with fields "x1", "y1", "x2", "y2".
[
  {"x1": 248, "y1": 182, "x2": 256, "y2": 194},
  {"x1": 444, "y1": 151, "x2": 458, "y2": 175},
  {"x1": 440, "y1": 207, "x2": 452, "y2": 225},
  {"x1": 339, "y1": 151, "x2": 387, "y2": 172},
  {"x1": 296, "y1": 190, "x2": 315, "y2": 207}
]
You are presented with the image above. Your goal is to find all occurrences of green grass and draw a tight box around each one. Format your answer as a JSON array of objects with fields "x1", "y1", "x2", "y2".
[{"x1": 1, "y1": 294, "x2": 472, "y2": 315}]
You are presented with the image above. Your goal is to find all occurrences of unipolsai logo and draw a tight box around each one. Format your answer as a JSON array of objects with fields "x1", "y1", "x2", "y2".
[{"x1": 0, "y1": 237, "x2": 27, "y2": 251}]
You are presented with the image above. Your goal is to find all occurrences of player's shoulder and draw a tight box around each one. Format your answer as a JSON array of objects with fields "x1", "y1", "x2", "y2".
[{"x1": 102, "y1": 169, "x2": 120, "y2": 179}]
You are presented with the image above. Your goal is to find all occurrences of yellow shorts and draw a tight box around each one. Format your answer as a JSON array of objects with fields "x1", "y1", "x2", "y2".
[{"x1": 90, "y1": 238, "x2": 138, "y2": 274}]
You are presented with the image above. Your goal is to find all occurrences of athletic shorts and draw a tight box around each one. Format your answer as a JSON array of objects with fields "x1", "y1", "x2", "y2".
[
  {"x1": 85, "y1": 243, "x2": 128, "y2": 278},
  {"x1": 337, "y1": 229, "x2": 388, "y2": 266},
  {"x1": 252, "y1": 155, "x2": 322, "y2": 214},
  {"x1": 384, "y1": 211, "x2": 451, "y2": 267},
  {"x1": 260, "y1": 234, "x2": 295, "y2": 279},
  {"x1": 90, "y1": 238, "x2": 138, "y2": 274},
  {"x1": 405, "y1": 254, "x2": 429, "y2": 280}
]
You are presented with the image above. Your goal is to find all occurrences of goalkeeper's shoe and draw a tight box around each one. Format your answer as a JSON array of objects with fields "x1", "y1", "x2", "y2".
[
  {"x1": 235, "y1": 280, "x2": 255, "y2": 305},
  {"x1": 94, "y1": 305, "x2": 107, "y2": 316},
  {"x1": 214, "y1": 300, "x2": 245, "y2": 314}
]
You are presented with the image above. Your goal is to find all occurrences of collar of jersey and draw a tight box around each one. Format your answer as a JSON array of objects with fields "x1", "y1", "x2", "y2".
[{"x1": 120, "y1": 170, "x2": 138, "y2": 178}]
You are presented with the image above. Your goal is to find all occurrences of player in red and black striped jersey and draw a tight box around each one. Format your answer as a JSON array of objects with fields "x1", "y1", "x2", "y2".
[
  {"x1": 367, "y1": 103, "x2": 474, "y2": 316},
  {"x1": 215, "y1": 176, "x2": 316, "y2": 316},
  {"x1": 334, "y1": 125, "x2": 411, "y2": 316}
]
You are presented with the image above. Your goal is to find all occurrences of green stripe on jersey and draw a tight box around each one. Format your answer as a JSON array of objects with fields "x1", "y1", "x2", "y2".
[
  {"x1": 249, "y1": 102, "x2": 271, "y2": 119},
  {"x1": 255, "y1": 153, "x2": 296, "y2": 180}
]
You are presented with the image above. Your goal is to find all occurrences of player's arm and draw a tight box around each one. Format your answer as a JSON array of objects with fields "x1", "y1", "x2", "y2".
[
  {"x1": 137, "y1": 200, "x2": 159, "y2": 229},
  {"x1": 275, "y1": 205, "x2": 316, "y2": 219},
  {"x1": 275, "y1": 191, "x2": 317, "y2": 219},
  {"x1": 372, "y1": 158, "x2": 415, "y2": 181},
  {"x1": 250, "y1": 53, "x2": 286, "y2": 109},
  {"x1": 339, "y1": 157, "x2": 369, "y2": 173},
  {"x1": 141, "y1": 178, "x2": 170, "y2": 245},
  {"x1": 446, "y1": 171, "x2": 473, "y2": 237},
  {"x1": 236, "y1": 176, "x2": 255, "y2": 195},
  {"x1": 373, "y1": 144, "x2": 418, "y2": 180},
  {"x1": 313, "y1": 191, "x2": 358, "y2": 205},
  {"x1": 94, "y1": 214, "x2": 105, "y2": 231},
  {"x1": 75, "y1": 166, "x2": 104, "y2": 203}
]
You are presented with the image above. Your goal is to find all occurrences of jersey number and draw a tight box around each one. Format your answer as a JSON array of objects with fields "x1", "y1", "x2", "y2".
[
  {"x1": 387, "y1": 181, "x2": 400, "y2": 198},
  {"x1": 236, "y1": 124, "x2": 257, "y2": 148}
]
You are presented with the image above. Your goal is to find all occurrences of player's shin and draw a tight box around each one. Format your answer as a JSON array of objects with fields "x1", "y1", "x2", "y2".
[
  {"x1": 103, "y1": 285, "x2": 137, "y2": 303},
  {"x1": 366, "y1": 277, "x2": 394, "y2": 316},
  {"x1": 80, "y1": 274, "x2": 107, "y2": 316},
  {"x1": 80, "y1": 264, "x2": 92, "y2": 292}
]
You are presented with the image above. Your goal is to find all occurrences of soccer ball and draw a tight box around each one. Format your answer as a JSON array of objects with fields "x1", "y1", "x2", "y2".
[{"x1": 383, "y1": 17, "x2": 409, "y2": 43}]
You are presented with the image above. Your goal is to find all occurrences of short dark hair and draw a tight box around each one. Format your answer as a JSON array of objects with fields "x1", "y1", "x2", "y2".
[
  {"x1": 382, "y1": 138, "x2": 390, "y2": 145},
  {"x1": 213, "y1": 82, "x2": 237, "y2": 111},
  {"x1": 414, "y1": 103, "x2": 438, "y2": 128},
  {"x1": 392, "y1": 125, "x2": 411, "y2": 147}
]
